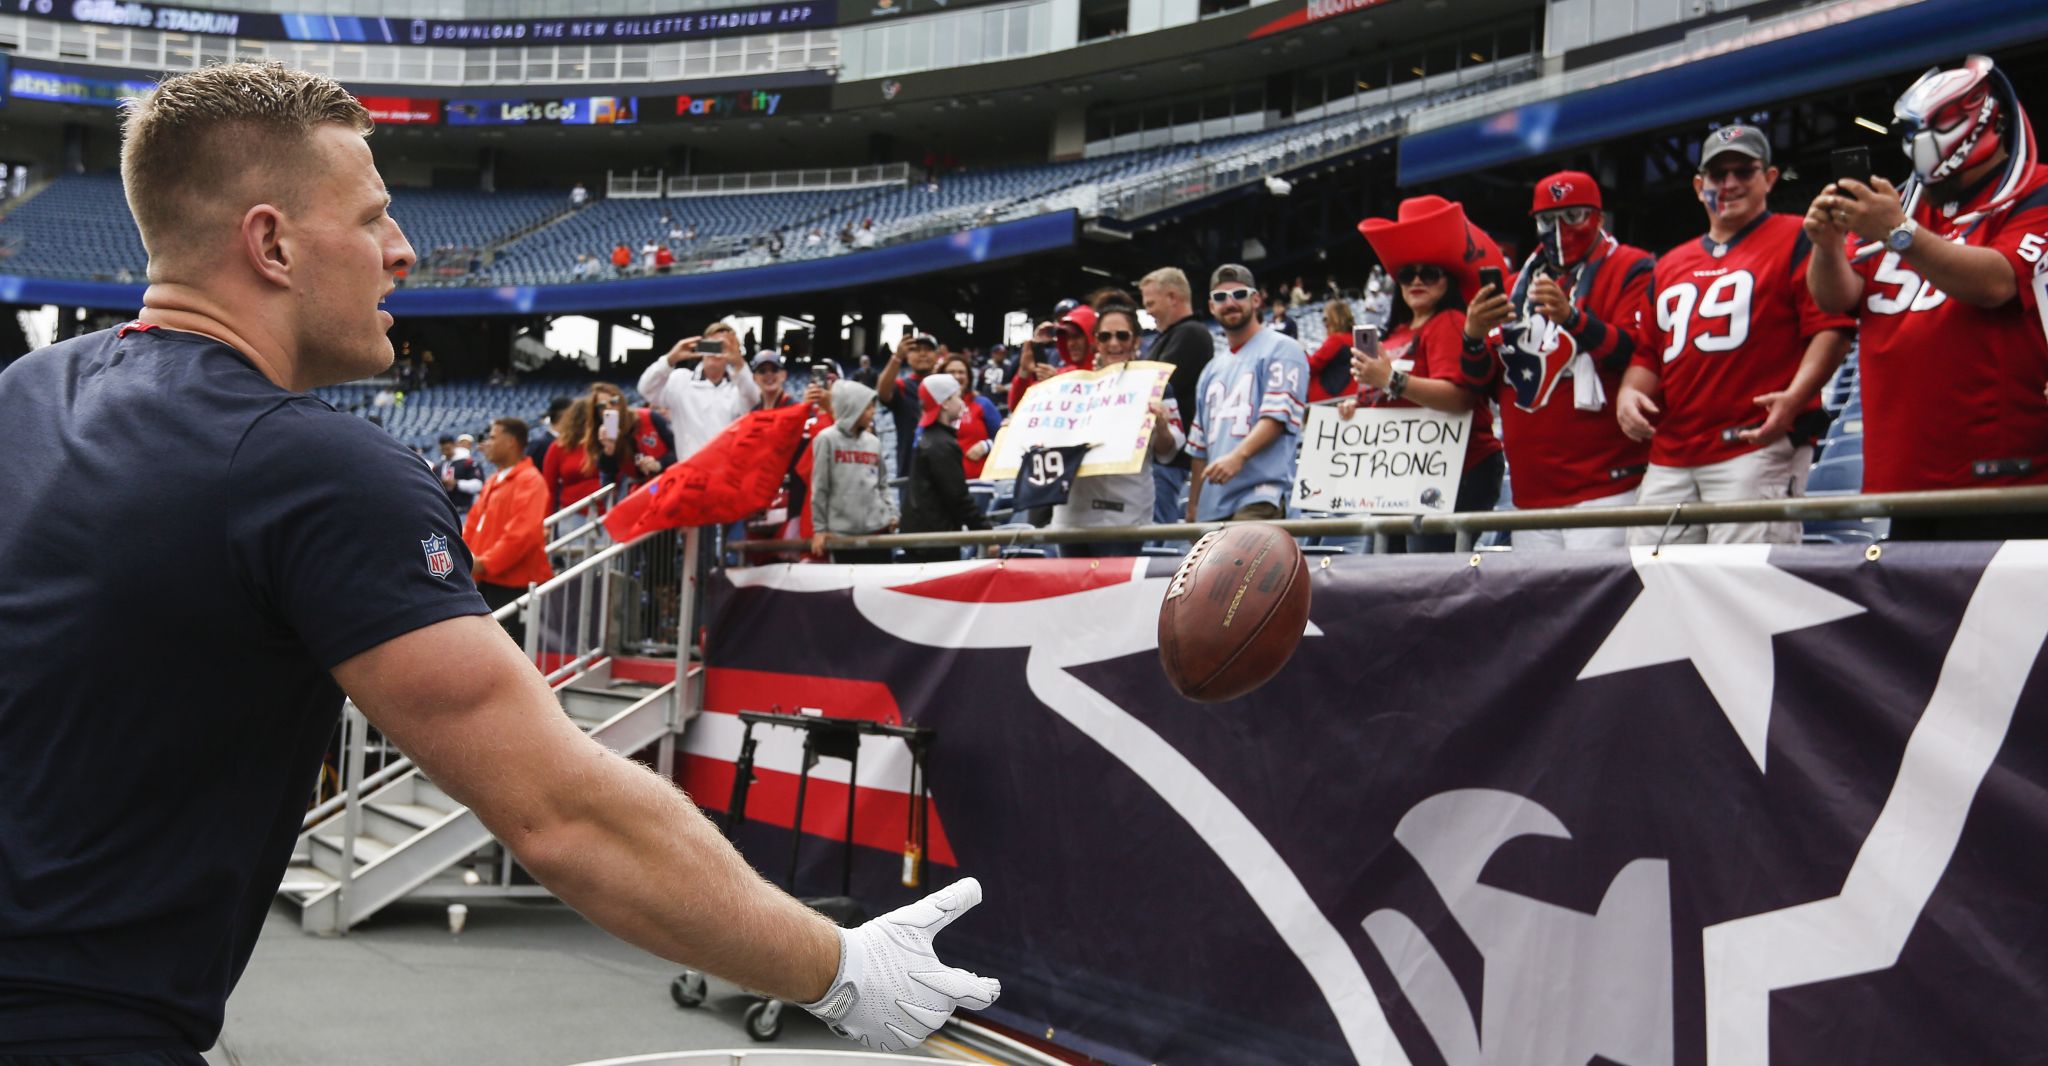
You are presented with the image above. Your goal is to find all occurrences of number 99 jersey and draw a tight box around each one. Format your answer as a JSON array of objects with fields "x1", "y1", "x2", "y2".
[{"x1": 1632, "y1": 213, "x2": 1855, "y2": 468}]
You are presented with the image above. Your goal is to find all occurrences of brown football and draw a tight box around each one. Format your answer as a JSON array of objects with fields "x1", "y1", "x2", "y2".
[{"x1": 1157, "y1": 523, "x2": 1312, "y2": 702}]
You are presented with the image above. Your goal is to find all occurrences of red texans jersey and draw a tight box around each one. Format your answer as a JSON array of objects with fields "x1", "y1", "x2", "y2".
[
  {"x1": 1849, "y1": 164, "x2": 2048, "y2": 492},
  {"x1": 1468, "y1": 239, "x2": 1656, "y2": 508},
  {"x1": 1633, "y1": 213, "x2": 1855, "y2": 468}
]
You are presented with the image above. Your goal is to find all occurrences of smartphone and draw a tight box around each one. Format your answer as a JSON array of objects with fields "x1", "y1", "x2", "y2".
[
  {"x1": 601, "y1": 408, "x2": 620, "y2": 442},
  {"x1": 1352, "y1": 324, "x2": 1380, "y2": 356},
  {"x1": 1831, "y1": 146, "x2": 1872, "y2": 194},
  {"x1": 694, "y1": 337, "x2": 724, "y2": 355},
  {"x1": 1478, "y1": 266, "x2": 1505, "y2": 294}
]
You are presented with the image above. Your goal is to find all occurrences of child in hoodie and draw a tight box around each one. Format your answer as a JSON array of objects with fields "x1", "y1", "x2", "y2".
[{"x1": 809, "y1": 380, "x2": 898, "y2": 563}]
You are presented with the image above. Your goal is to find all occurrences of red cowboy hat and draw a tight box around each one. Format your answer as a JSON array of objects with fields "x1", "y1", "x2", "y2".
[{"x1": 1356, "y1": 195, "x2": 1506, "y2": 302}]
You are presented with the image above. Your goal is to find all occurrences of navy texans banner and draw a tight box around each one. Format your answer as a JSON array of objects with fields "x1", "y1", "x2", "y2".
[{"x1": 692, "y1": 542, "x2": 2048, "y2": 1065}]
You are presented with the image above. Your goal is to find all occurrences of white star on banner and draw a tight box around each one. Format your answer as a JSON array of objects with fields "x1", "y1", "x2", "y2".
[{"x1": 1578, "y1": 545, "x2": 1865, "y2": 772}]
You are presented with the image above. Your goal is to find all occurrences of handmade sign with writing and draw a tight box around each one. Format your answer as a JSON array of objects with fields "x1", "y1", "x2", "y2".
[
  {"x1": 1293, "y1": 404, "x2": 1470, "y2": 514},
  {"x1": 982, "y1": 361, "x2": 1173, "y2": 480}
]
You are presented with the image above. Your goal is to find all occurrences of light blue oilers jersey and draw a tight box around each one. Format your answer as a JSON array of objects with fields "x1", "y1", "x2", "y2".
[{"x1": 1186, "y1": 328, "x2": 1309, "y2": 521}]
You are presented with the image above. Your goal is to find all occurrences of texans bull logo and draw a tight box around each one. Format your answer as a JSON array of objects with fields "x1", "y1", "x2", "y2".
[
  {"x1": 1498, "y1": 310, "x2": 1579, "y2": 413},
  {"x1": 1549, "y1": 181, "x2": 1573, "y2": 203}
]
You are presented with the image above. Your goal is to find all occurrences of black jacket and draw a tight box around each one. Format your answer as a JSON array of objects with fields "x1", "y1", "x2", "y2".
[
  {"x1": 902, "y1": 423, "x2": 991, "y2": 536},
  {"x1": 1148, "y1": 314, "x2": 1215, "y2": 469}
]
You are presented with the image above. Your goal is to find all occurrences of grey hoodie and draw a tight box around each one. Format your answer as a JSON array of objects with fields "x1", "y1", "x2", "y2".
[{"x1": 809, "y1": 380, "x2": 896, "y2": 536}]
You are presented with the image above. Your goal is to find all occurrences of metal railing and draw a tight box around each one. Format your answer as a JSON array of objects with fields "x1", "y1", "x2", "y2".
[
  {"x1": 606, "y1": 170, "x2": 667, "y2": 199},
  {"x1": 1407, "y1": 0, "x2": 1917, "y2": 134},
  {"x1": 737, "y1": 486, "x2": 2048, "y2": 557},
  {"x1": 667, "y1": 164, "x2": 913, "y2": 198},
  {"x1": 543, "y1": 483, "x2": 628, "y2": 558}
]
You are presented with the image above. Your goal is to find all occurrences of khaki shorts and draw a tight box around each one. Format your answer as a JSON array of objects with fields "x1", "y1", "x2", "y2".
[{"x1": 1230, "y1": 501, "x2": 1284, "y2": 521}]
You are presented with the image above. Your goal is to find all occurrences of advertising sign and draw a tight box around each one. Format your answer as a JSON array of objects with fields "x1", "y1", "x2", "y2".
[
  {"x1": 1292, "y1": 403, "x2": 1470, "y2": 514},
  {"x1": 21, "y1": 0, "x2": 836, "y2": 46},
  {"x1": 357, "y1": 95, "x2": 442, "y2": 125},
  {"x1": 6, "y1": 67, "x2": 157, "y2": 107},
  {"x1": 444, "y1": 96, "x2": 637, "y2": 126}
]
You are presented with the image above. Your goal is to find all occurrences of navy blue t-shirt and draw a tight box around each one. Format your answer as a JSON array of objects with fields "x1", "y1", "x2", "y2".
[{"x1": 0, "y1": 324, "x2": 488, "y2": 1051}]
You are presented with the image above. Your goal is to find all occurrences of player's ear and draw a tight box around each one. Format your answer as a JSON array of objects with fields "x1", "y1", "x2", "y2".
[{"x1": 241, "y1": 203, "x2": 291, "y2": 288}]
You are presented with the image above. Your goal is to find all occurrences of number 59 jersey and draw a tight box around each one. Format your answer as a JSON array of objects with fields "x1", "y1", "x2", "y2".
[{"x1": 1633, "y1": 213, "x2": 1855, "y2": 468}]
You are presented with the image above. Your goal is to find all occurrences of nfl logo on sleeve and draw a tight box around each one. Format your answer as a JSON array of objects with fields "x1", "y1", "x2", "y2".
[{"x1": 421, "y1": 534, "x2": 455, "y2": 579}]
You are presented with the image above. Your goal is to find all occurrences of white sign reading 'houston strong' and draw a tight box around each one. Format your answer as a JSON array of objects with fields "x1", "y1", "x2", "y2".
[{"x1": 1294, "y1": 404, "x2": 1470, "y2": 515}]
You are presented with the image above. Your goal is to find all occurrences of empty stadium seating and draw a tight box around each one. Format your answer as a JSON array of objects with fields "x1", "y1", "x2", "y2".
[
  {"x1": 0, "y1": 77, "x2": 1515, "y2": 288},
  {"x1": 310, "y1": 378, "x2": 645, "y2": 452}
]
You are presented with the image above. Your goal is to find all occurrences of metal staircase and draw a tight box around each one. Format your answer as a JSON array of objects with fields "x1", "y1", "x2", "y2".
[{"x1": 279, "y1": 525, "x2": 703, "y2": 935}]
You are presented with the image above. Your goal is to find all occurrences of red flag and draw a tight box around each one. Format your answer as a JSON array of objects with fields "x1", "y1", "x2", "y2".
[{"x1": 603, "y1": 404, "x2": 812, "y2": 542}]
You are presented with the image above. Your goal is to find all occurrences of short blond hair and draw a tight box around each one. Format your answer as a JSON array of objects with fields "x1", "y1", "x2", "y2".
[
  {"x1": 1139, "y1": 267, "x2": 1191, "y2": 302},
  {"x1": 121, "y1": 62, "x2": 371, "y2": 270}
]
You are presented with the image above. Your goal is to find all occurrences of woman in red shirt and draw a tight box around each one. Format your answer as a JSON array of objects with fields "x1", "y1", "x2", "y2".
[
  {"x1": 1343, "y1": 196, "x2": 1508, "y2": 551},
  {"x1": 542, "y1": 396, "x2": 605, "y2": 514},
  {"x1": 937, "y1": 355, "x2": 998, "y2": 477},
  {"x1": 1306, "y1": 299, "x2": 1357, "y2": 403}
]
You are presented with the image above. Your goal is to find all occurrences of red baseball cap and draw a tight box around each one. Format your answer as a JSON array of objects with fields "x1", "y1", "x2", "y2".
[{"x1": 1530, "y1": 171, "x2": 1602, "y2": 216}]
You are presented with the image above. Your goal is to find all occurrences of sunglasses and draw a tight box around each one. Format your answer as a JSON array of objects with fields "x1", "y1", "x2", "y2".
[
  {"x1": 1534, "y1": 206, "x2": 1596, "y2": 229},
  {"x1": 1396, "y1": 265, "x2": 1447, "y2": 285},
  {"x1": 1702, "y1": 162, "x2": 1763, "y2": 184},
  {"x1": 1210, "y1": 287, "x2": 1254, "y2": 304},
  {"x1": 1094, "y1": 329, "x2": 1134, "y2": 343}
]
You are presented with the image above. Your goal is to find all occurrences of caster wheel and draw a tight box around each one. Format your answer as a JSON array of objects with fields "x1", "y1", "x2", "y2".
[
  {"x1": 744, "y1": 998, "x2": 784, "y2": 1042},
  {"x1": 670, "y1": 971, "x2": 707, "y2": 1009}
]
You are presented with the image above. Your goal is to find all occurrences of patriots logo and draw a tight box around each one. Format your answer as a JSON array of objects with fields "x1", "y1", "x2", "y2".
[
  {"x1": 1499, "y1": 312, "x2": 1579, "y2": 412},
  {"x1": 1549, "y1": 181, "x2": 1573, "y2": 203},
  {"x1": 421, "y1": 534, "x2": 454, "y2": 579}
]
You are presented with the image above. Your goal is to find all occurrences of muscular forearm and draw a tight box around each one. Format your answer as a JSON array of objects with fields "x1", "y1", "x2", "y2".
[
  {"x1": 510, "y1": 750, "x2": 841, "y2": 1003},
  {"x1": 1903, "y1": 238, "x2": 2019, "y2": 308},
  {"x1": 343, "y1": 620, "x2": 842, "y2": 1006}
]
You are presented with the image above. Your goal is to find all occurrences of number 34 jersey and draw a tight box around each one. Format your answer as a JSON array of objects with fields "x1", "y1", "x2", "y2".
[
  {"x1": 1849, "y1": 165, "x2": 2048, "y2": 492},
  {"x1": 1633, "y1": 212, "x2": 1855, "y2": 468}
]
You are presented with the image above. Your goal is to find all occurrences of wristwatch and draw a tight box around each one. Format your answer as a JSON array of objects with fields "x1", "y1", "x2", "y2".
[
  {"x1": 1385, "y1": 368, "x2": 1410, "y2": 401},
  {"x1": 1886, "y1": 220, "x2": 1919, "y2": 253}
]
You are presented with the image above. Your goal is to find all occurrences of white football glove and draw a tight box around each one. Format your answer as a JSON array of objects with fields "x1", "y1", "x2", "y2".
[{"x1": 801, "y1": 877, "x2": 1001, "y2": 1051}]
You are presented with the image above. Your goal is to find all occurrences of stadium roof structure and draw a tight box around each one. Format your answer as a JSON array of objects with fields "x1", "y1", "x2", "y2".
[{"x1": 1399, "y1": 0, "x2": 2048, "y2": 184}]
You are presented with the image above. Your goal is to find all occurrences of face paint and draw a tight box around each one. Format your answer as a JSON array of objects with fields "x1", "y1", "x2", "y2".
[{"x1": 1701, "y1": 186, "x2": 1722, "y2": 216}]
